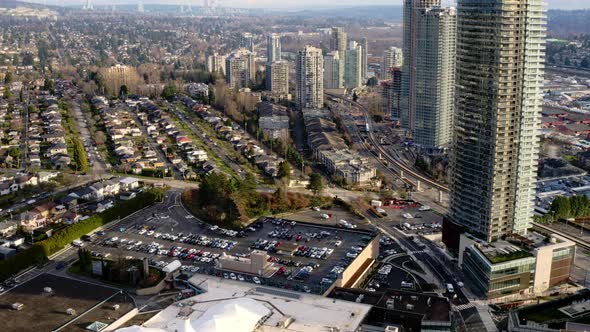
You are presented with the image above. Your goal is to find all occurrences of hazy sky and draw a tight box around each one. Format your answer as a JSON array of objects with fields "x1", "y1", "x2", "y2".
[{"x1": 33, "y1": 0, "x2": 590, "y2": 10}]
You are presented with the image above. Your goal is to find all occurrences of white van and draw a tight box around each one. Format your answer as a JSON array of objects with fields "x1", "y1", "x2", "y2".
[
  {"x1": 72, "y1": 240, "x2": 84, "y2": 247},
  {"x1": 446, "y1": 283, "x2": 455, "y2": 293}
]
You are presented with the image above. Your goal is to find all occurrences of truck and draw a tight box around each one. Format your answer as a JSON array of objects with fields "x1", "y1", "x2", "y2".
[{"x1": 371, "y1": 200, "x2": 383, "y2": 208}]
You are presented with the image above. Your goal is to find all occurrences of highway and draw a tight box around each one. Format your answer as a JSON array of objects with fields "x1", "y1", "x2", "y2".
[{"x1": 325, "y1": 92, "x2": 449, "y2": 193}]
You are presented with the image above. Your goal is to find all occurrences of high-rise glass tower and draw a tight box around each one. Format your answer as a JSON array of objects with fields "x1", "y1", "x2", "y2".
[
  {"x1": 330, "y1": 27, "x2": 347, "y2": 87},
  {"x1": 330, "y1": 27, "x2": 347, "y2": 56},
  {"x1": 296, "y1": 45, "x2": 324, "y2": 110},
  {"x1": 400, "y1": 0, "x2": 457, "y2": 149},
  {"x1": 382, "y1": 47, "x2": 403, "y2": 80},
  {"x1": 345, "y1": 41, "x2": 363, "y2": 89},
  {"x1": 242, "y1": 32, "x2": 255, "y2": 52},
  {"x1": 267, "y1": 33, "x2": 281, "y2": 64},
  {"x1": 324, "y1": 51, "x2": 344, "y2": 89},
  {"x1": 448, "y1": 0, "x2": 546, "y2": 242},
  {"x1": 360, "y1": 37, "x2": 368, "y2": 81}
]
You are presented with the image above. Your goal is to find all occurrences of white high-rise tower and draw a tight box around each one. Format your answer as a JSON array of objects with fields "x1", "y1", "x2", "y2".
[{"x1": 296, "y1": 45, "x2": 324, "y2": 110}]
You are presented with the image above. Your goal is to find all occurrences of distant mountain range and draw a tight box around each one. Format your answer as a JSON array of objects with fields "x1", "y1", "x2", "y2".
[
  {"x1": 282, "y1": 5, "x2": 403, "y2": 21},
  {"x1": 0, "y1": 0, "x2": 60, "y2": 10},
  {"x1": 548, "y1": 9, "x2": 590, "y2": 36},
  {"x1": 2, "y1": 1, "x2": 590, "y2": 36}
]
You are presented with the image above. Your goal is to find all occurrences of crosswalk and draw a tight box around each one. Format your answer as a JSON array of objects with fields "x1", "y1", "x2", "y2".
[
  {"x1": 455, "y1": 302, "x2": 476, "y2": 311},
  {"x1": 409, "y1": 250, "x2": 426, "y2": 255}
]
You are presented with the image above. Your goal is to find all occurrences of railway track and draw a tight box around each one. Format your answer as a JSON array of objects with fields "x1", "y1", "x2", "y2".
[
  {"x1": 532, "y1": 222, "x2": 590, "y2": 251},
  {"x1": 326, "y1": 93, "x2": 449, "y2": 193}
]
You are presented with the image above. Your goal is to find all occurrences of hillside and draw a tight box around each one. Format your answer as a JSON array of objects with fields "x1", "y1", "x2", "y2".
[{"x1": 548, "y1": 10, "x2": 590, "y2": 36}]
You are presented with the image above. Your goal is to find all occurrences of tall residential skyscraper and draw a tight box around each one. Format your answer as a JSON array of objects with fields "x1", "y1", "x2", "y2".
[
  {"x1": 345, "y1": 41, "x2": 363, "y2": 89},
  {"x1": 324, "y1": 51, "x2": 344, "y2": 89},
  {"x1": 83, "y1": 0, "x2": 93, "y2": 10},
  {"x1": 242, "y1": 32, "x2": 255, "y2": 52},
  {"x1": 266, "y1": 61, "x2": 289, "y2": 94},
  {"x1": 266, "y1": 33, "x2": 282, "y2": 64},
  {"x1": 330, "y1": 27, "x2": 347, "y2": 86},
  {"x1": 382, "y1": 47, "x2": 403, "y2": 80},
  {"x1": 400, "y1": 1, "x2": 457, "y2": 149},
  {"x1": 401, "y1": 0, "x2": 440, "y2": 135},
  {"x1": 296, "y1": 45, "x2": 323, "y2": 110},
  {"x1": 330, "y1": 27, "x2": 347, "y2": 56},
  {"x1": 448, "y1": 0, "x2": 546, "y2": 242},
  {"x1": 225, "y1": 48, "x2": 256, "y2": 89},
  {"x1": 382, "y1": 68, "x2": 402, "y2": 121},
  {"x1": 206, "y1": 52, "x2": 226, "y2": 76},
  {"x1": 360, "y1": 37, "x2": 368, "y2": 80}
]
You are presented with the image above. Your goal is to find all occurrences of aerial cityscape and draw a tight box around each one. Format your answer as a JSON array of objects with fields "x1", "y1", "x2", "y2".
[{"x1": 0, "y1": 0, "x2": 590, "y2": 331}]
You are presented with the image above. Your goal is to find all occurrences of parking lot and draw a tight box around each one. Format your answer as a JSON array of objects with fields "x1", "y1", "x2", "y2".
[
  {"x1": 376, "y1": 200, "x2": 443, "y2": 236},
  {"x1": 286, "y1": 206, "x2": 370, "y2": 230},
  {"x1": 81, "y1": 191, "x2": 379, "y2": 294}
]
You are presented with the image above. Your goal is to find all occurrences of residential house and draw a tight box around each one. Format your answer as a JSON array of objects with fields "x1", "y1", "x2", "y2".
[{"x1": 18, "y1": 211, "x2": 47, "y2": 231}]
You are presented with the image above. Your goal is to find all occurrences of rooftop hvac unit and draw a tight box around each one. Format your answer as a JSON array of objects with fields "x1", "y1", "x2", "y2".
[
  {"x1": 406, "y1": 304, "x2": 414, "y2": 311},
  {"x1": 410, "y1": 296, "x2": 418, "y2": 301},
  {"x1": 112, "y1": 304, "x2": 120, "y2": 311},
  {"x1": 277, "y1": 317, "x2": 295, "y2": 328},
  {"x1": 66, "y1": 308, "x2": 76, "y2": 315},
  {"x1": 11, "y1": 303, "x2": 23, "y2": 311},
  {"x1": 386, "y1": 298, "x2": 394, "y2": 310},
  {"x1": 43, "y1": 287, "x2": 53, "y2": 294}
]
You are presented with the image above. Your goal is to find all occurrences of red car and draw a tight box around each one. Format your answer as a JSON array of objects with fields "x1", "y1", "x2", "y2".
[
  {"x1": 296, "y1": 235, "x2": 302, "y2": 241},
  {"x1": 187, "y1": 253, "x2": 195, "y2": 260}
]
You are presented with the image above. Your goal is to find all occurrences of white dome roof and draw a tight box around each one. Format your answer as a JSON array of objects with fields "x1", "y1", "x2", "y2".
[
  {"x1": 187, "y1": 298, "x2": 270, "y2": 332},
  {"x1": 117, "y1": 298, "x2": 270, "y2": 332},
  {"x1": 115, "y1": 327, "x2": 165, "y2": 332}
]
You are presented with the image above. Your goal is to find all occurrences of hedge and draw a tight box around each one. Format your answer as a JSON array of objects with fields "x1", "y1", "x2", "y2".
[
  {"x1": 0, "y1": 188, "x2": 163, "y2": 281},
  {"x1": 0, "y1": 244, "x2": 46, "y2": 281},
  {"x1": 38, "y1": 189, "x2": 163, "y2": 256}
]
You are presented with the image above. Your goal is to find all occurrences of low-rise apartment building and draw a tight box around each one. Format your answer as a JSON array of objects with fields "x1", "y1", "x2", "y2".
[{"x1": 459, "y1": 232, "x2": 575, "y2": 299}]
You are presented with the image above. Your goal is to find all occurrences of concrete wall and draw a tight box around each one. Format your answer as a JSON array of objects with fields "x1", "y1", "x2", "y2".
[
  {"x1": 104, "y1": 308, "x2": 139, "y2": 332},
  {"x1": 135, "y1": 278, "x2": 168, "y2": 296},
  {"x1": 533, "y1": 235, "x2": 576, "y2": 294},
  {"x1": 335, "y1": 234, "x2": 379, "y2": 288},
  {"x1": 218, "y1": 251, "x2": 271, "y2": 276}
]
